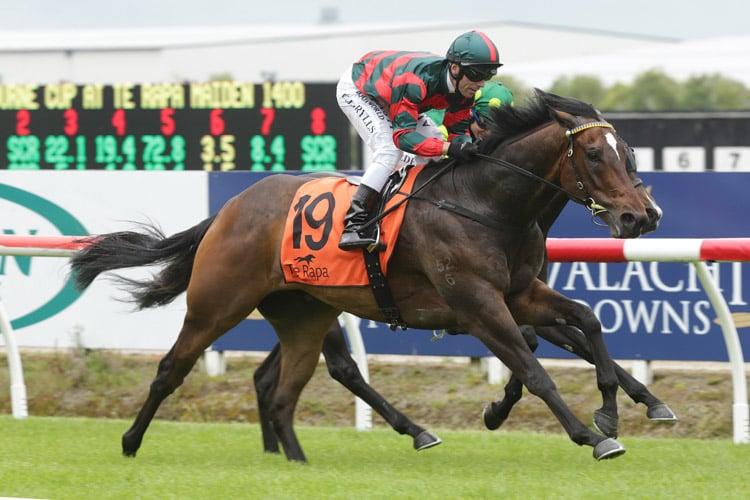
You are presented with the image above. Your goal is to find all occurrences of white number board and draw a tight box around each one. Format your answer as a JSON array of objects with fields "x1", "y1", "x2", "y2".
[
  {"x1": 662, "y1": 147, "x2": 706, "y2": 172},
  {"x1": 713, "y1": 147, "x2": 750, "y2": 171},
  {"x1": 631, "y1": 147, "x2": 655, "y2": 171}
]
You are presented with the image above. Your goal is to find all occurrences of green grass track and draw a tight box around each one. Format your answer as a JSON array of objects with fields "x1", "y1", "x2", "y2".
[{"x1": 1, "y1": 416, "x2": 748, "y2": 499}]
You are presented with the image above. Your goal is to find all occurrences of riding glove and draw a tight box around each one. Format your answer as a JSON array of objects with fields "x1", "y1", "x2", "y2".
[{"x1": 447, "y1": 142, "x2": 479, "y2": 161}]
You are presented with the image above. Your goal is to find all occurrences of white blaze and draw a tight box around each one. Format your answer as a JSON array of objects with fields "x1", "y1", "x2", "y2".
[{"x1": 605, "y1": 132, "x2": 620, "y2": 160}]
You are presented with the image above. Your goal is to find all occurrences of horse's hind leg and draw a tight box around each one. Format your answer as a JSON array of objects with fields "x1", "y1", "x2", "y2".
[
  {"x1": 255, "y1": 320, "x2": 441, "y2": 454},
  {"x1": 121, "y1": 219, "x2": 272, "y2": 456},
  {"x1": 253, "y1": 343, "x2": 283, "y2": 454},
  {"x1": 121, "y1": 304, "x2": 252, "y2": 457},
  {"x1": 259, "y1": 293, "x2": 340, "y2": 463},
  {"x1": 267, "y1": 324, "x2": 333, "y2": 462},
  {"x1": 121, "y1": 346, "x2": 177, "y2": 455},
  {"x1": 121, "y1": 325, "x2": 212, "y2": 456},
  {"x1": 321, "y1": 320, "x2": 441, "y2": 451}
]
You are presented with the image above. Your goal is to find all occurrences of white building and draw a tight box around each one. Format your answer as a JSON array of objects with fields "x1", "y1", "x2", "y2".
[{"x1": 0, "y1": 20, "x2": 687, "y2": 88}]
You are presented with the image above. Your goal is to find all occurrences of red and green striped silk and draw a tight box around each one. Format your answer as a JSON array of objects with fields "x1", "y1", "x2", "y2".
[{"x1": 352, "y1": 50, "x2": 473, "y2": 157}]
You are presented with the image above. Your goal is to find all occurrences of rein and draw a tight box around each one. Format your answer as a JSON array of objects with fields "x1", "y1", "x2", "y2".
[
  {"x1": 447, "y1": 121, "x2": 617, "y2": 228},
  {"x1": 360, "y1": 121, "x2": 617, "y2": 233},
  {"x1": 473, "y1": 121, "x2": 615, "y2": 211}
]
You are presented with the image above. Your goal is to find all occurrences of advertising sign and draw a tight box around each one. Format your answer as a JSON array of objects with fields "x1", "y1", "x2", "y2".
[
  {"x1": 211, "y1": 172, "x2": 750, "y2": 362},
  {"x1": 3, "y1": 170, "x2": 747, "y2": 360},
  {"x1": 0, "y1": 171, "x2": 206, "y2": 350}
]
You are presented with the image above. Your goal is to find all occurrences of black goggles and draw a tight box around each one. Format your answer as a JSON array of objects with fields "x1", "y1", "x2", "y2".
[
  {"x1": 462, "y1": 65, "x2": 498, "y2": 82},
  {"x1": 470, "y1": 108, "x2": 488, "y2": 129}
]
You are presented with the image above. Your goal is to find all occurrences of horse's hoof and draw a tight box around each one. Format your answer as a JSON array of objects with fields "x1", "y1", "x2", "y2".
[
  {"x1": 593, "y1": 409, "x2": 619, "y2": 438},
  {"x1": 593, "y1": 438, "x2": 626, "y2": 461},
  {"x1": 482, "y1": 405, "x2": 506, "y2": 431},
  {"x1": 647, "y1": 403, "x2": 678, "y2": 421},
  {"x1": 122, "y1": 433, "x2": 142, "y2": 457},
  {"x1": 414, "y1": 430, "x2": 442, "y2": 451}
]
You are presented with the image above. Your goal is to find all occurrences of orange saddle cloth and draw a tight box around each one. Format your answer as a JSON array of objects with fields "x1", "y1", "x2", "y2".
[{"x1": 280, "y1": 166, "x2": 423, "y2": 286}]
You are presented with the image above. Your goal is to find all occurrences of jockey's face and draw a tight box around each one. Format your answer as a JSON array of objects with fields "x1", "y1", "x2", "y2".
[
  {"x1": 450, "y1": 63, "x2": 486, "y2": 99},
  {"x1": 470, "y1": 119, "x2": 492, "y2": 141}
]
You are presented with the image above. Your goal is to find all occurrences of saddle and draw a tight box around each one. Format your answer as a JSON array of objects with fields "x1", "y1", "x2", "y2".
[
  {"x1": 279, "y1": 166, "x2": 422, "y2": 329},
  {"x1": 280, "y1": 165, "x2": 423, "y2": 289}
]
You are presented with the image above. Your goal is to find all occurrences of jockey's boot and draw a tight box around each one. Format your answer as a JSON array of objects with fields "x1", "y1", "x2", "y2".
[{"x1": 338, "y1": 184, "x2": 385, "y2": 251}]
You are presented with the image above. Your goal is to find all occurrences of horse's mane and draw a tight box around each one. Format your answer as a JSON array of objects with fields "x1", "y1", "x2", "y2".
[
  {"x1": 423, "y1": 89, "x2": 600, "y2": 167},
  {"x1": 479, "y1": 88, "x2": 599, "y2": 153}
]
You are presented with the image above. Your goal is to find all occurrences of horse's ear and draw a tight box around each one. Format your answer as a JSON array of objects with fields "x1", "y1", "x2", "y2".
[
  {"x1": 534, "y1": 88, "x2": 552, "y2": 108},
  {"x1": 550, "y1": 109, "x2": 577, "y2": 129}
]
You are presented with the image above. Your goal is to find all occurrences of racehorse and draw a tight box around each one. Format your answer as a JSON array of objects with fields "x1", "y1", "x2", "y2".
[
  {"x1": 253, "y1": 153, "x2": 676, "y2": 454},
  {"x1": 70, "y1": 89, "x2": 655, "y2": 462}
]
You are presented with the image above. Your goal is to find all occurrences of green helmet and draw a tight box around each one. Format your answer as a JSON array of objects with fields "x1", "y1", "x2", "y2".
[
  {"x1": 473, "y1": 82, "x2": 514, "y2": 122},
  {"x1": 446, "y1": 30, "x2": 502, "y2": 68}
]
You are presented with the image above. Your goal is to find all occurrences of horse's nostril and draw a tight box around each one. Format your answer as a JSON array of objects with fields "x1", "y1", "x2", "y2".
[{"x1": 620, "y1": 212, "x2": 637, "y2": 229}]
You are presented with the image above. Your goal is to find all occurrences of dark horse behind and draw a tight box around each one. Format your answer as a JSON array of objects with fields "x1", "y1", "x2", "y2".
[{"x1": 70, "y1": 89, "x2": 656, "y2": 462}]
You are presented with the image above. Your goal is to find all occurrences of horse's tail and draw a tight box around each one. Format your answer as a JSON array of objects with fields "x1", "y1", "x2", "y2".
[{"x1": 69, "y1": 214, "x2": 217, "y2": 309}]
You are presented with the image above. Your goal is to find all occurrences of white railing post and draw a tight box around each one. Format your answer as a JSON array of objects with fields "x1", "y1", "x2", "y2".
[
  {"x1": 693, "y1": 261, "x2": 750, "y2": 443},
  {"x1": 631, "y1": 360, "x2": 653, "y2": 386},
  {"x1": 340, "y1": 312, "x2": 372, "y2": 431},
  {"x1": 481, "y1": 356, "x2": 510, "y2": 385},
  {"x1": 0, "y1": 294, "x2": 28, "y2": 418}
]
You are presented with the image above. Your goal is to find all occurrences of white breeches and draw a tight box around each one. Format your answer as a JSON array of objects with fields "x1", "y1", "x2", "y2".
[{"x1": 337, "y1": 65, "x2": 442, "y2": 191}]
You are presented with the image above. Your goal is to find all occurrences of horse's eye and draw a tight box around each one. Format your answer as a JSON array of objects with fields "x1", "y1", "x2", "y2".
[{"x1": 586, "y1": 149, "x2": 602, "y2": 163}]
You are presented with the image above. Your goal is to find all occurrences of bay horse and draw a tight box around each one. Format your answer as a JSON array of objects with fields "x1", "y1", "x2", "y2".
[
  {"x1": 253, "y1": 154, "x2": 676, "y2": 454},
  {"x1": 252, "y1": 140, "x2": 676, "y2": 455},
  {"x1": 70, "y1": 89, "x2": 654, "y2": 462}
]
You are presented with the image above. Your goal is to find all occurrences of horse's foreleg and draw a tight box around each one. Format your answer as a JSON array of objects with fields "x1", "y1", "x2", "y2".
[
  {"x1": 253, "y1": 344, "x2": 283, "y2": 454},
  {"x1": 533, "y1": 325, "x2": 677, "y2": 422},
  {"x1": 509, "y1": 282, "x2": 621, "y2": 440},
  {"x1": 458, "y1": 294, "x2": 624, "y2": 460},
  {"x1": 321, "y1": 321, "x2": 441, "y2": 451},
  {"x1": 476, "y1": 324, "x2": 623, "y2": 459},
  {"x1": 485, "y1": 325, "x2": 677, "y2": 428},
  {"x1": 483, "y1": 325, "x2": 537, "y2": 430}
]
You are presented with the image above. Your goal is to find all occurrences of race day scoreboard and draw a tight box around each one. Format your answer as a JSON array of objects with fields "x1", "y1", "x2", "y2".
[{"x1": 0, "y1": 81, "x2": 357, "y2": 171}]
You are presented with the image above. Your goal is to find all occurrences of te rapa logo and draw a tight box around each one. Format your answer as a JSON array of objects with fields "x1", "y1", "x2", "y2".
[{"x1": 0, "y1": 183, "x2": 88, "y2": 329}]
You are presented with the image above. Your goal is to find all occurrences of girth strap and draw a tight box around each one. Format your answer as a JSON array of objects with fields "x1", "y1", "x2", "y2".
[{"x1": 361, "y1": 248, "x2": 407, "y2": 331}]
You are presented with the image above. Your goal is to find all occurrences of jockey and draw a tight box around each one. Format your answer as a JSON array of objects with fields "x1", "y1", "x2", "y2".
[
  {"x1": 397, "y1": 81, "x2": 515, "y2": 167},
  {"x1": 466, "y1": 80, "x2": 515, "y2": 141},
  {"x1": 336, "y1": 30, "x2": 503, "y2": 251}
]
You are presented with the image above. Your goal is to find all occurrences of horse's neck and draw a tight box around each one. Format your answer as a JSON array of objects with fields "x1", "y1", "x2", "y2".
[
  {"x1": 538, "y1": 192, "x2": 569, "y2": 237},
  {"x1": 483, "y1": 124, "x2": 568, "y2": 224},
  {"x1": 422, "y1": 124, "x2": 567, "y2": 231}
]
